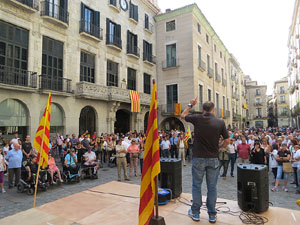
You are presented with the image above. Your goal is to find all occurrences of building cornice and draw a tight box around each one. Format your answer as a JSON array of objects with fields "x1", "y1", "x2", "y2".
[{"x1": 141, "y1": 0, "x2": 160, "y2": 14}]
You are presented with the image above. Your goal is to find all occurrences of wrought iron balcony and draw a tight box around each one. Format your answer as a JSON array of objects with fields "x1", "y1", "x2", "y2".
[
  {"x1": 106, "y1": 34, "x2": 122, "y2": 50},
  {"x1": 39, "y1": 75, "x2": 72, "y2": 93},
  {"x1": 162, "y1": 58, "x2": 179, "y2": 69},
  {"x1": 40, "y1": 1, "x2": 69, "y2": 26},
  {"x1": 198, "y1": 60, "x2": 206, "y2": 71},
  {"x1": 0, "y1": 66, "x2": 37, "y2": 88},
  {"x1": 79, "y1": 20, "x2": 103, "y2": 40},
  {"x1": 145, "y1": 22, "x2": 154, "y2": 33},
  {"x1": 254, "y1": 102, "x2": 263, "y2": 106},
  {"x1": 279, "y1": 100, "x2": 286, "y2": 104},
  {"x1": 143, "y1": 53, "x2": 156, "y2": 65},
  {"x1": 127, "y1": 44, "x2": 140, "y2": 58},
  {"x1": 207, "y1": 67, "x2": 214, "y2": 78}
]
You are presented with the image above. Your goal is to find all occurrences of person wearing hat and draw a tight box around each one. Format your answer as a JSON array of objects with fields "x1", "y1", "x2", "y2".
[
  {"x1": 116, "y1": 139, "x2": 130, "y2": 181},
  {"x1": 127, "y1": 139, "x2": 140, "y2": 177},
  {"x1": 83, "y1": 147, "x2": 99, "y2": 175}
]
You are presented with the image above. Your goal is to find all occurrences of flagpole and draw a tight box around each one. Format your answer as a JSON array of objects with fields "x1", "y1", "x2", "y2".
[
  {"x1": 154, "y1": 176, "x2": 159, "y2": 219},
  {"x1": 33, "y1": 94, "x2": 50, "y2": 208}
]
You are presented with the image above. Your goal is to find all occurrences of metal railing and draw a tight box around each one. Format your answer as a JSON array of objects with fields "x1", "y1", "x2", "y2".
[
  {"x1": 255, "y1": 115, "x2": 263, "y2": 119},
  {"x1": 143, "y1": 53, "x2": 156, "y2": 64},
  {"x1": 0, "y1": 65, "x2": 37, "y2": 88},
  {"x1": 279, "y1": 100, "x2": 286, "y2": 104},
  {"x1": 79, "y1": 20, "x2": 103, "y2": 40},
  {"x1": 198, "y1": 60, "x2": 206, "y2": 71},
  {"x1": 207, "y1": 67, "x2": 214, "y2": 78},
  {"x1": 127, "y1": 44, "x2": 140, "y2": 57},
  {"x1": 39, "y1": 75, "x2": 72, "y2": 93},
  {"x1": 16, "y1": 0, "x2": 39, "y2": 10},
  {"x1": 145, "y1": 22, "x2": 154, "y2": 33},
  {"x1": 162, "y1": 58, "x2": 179, "y2": 69},
  {"x1": 40, "y1": 1, "x2": 69, "y2": 25},
  {"x1": 106, "y1": 34, "x2": 122, "y2": 49}
]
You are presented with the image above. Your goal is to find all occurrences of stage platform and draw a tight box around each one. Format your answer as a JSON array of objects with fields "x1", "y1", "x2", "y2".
[{"x1": 1, "y1": 181, "x2": 300, "y2": 225}]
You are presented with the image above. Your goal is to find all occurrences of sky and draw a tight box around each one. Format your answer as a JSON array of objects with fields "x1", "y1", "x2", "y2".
[{"x1": 157, "y1": 0, "x2": 295, "y2": 94}]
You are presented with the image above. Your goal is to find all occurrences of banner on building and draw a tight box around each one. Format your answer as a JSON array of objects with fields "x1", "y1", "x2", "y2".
[
  {"x1": 130, "y1": 90, "x2": 141, "y2": 112},
  {"x1": 174, "y1": 103, "x2": 181, "y2": 116}
]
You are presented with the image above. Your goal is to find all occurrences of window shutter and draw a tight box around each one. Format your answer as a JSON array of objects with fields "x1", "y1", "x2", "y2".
[
  {"x1": 134, "y1": 34, "x2": 138, "y2": 48},
  {"x1": 135, "y1": 5, "x2": 138, "y2": 21},
  {"x1": 149, "y1": 43, "x2": 152, "y2": 56},
  {"x1": 106, "y1": 18, "x2": 110, "y2": 44},
  {"x1": 94, "y1": 11, "x2": 100, "y2": 27},
  {"x1": 117, "y1": 24, "x2": 121, "y2": 47},
  {"x1": 143, "y1": 40, "x2": 146, "y2": 59},
  {"x1": 127, "y1": 30, "x2": 130, "y2": 50},
  {"x1": 145, "y1": 14, "x2": 149, "y2": 28},
  {"x1": 80, "y1": 2, "x2": 85, "y2": 21}
]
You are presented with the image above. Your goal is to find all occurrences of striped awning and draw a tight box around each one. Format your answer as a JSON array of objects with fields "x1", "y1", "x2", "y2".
[{"x1": 130, "y1": 90, "x2": 141, "y2": 112}]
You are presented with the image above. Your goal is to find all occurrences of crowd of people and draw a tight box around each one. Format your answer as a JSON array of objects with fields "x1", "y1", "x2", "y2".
[{"x1": 0, "y1": 128, "x2": 300, "y2": 195}]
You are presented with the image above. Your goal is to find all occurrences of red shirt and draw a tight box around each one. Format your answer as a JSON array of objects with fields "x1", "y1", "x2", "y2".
[{"x1": 237, "y1": 143, "x2": 250, "y2": 159}]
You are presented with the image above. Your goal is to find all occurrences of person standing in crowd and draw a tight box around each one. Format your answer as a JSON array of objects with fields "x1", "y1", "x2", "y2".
[
  {"x1": 5, "y1": 143, "x2": 22, "y2": 188},
  {"x1": 81, "y1": 135, "x2": 90, "y2": 151},
  {"x1": 181, "y1": 100, "x2": 229, "y2": 223},
  {"x1": 139, "y1": 140, "x2": 145, "y2": 175},
  {"x1": 70, "y1": 134, "x2": 78, "y2": 148},
  {"x1": 127, "y1": 139, "x2": 140, "y2": 177},
  {"x1": 250, "y1": 142, "x2": 267, "y2": 165},
  {"x1": 292, "y1": 145, "x2": 300, "y2": 191},
  {"x1": 269, "y1": 144, "x2": 279, "y2": 185},
  {"x1": 237, "y1": 137, "x2": 251, "y2": 164},
  {"x1": 294, "y1": 145, "x2": 300, "y2": 194},
  {"x1": 10, "y1": 132, "x2": 19, "y2": 148},
  {"x1": 161, "y1": 136, "x2": 171, "y2": 158},
  {"x1": 22, "y1": 135, "x2": 32, "y2": 161},
  {"x1": 56, "y1": 133, "x2": 64, "y2": 163},
  {"x1": 187, "y1": 132, "x2": 194, "y2": 162},
  {"x1": 116, "y1": 139, "x2": 130, "y2": 181},
  {"x1": 272, "y1": 143, "x2": 291, "y2": 192},
  {"x1": 228, "y1": 139, "x2": 236, "y2": 177},
  {"x1": 75, "y1": 142, "x2": 84, "y2": 163},
  {"x1": 170, "y1": 133, "x2": 178, "y2": 159},
  {"x1": 218, "y1": 138, "x2": 230, "y2": 179},
  {"x1": 177, "y1": 134, "x2": 188, "y2": 166},
  {"x1": 0, "y1": 147, "x2": 6, "y2": 193}
]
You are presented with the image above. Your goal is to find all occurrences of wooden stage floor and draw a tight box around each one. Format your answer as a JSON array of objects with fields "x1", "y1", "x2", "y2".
[{"x1": 1, "y1": 181, "x2": 300, "y2": 225}]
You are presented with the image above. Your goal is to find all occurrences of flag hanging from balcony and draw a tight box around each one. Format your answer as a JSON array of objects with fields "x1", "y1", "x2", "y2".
[
  {"x1": 130, "y1": 90, "x2": 141, "y2": 112},
  {"x1": 221, "y1": 109, "x2": 224, "y2": 118},
  {"x1": 138, "y1": 81, "x2": 160, "y2": 225},
  {"x1": 184, "y1": 127, "x2": 192, "y2": 143},
  {"x1": 33, "y1": 92, "x2": 51, "y2": 169},
  {"x1": 174, "y1": 103, "x2": 181, "y2": 116}
]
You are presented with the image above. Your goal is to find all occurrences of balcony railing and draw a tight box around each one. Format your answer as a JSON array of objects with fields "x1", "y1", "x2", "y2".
[
  {"x1": 207, "y1": 67, "x2": 214, "y2": 78},
  {"x1": 15, "y1": 0, "x2": 39, "y2": 10},
  {"x1": 198, "y1": 60, "x2": 206, "y2": 71},
  {"x1": 143, "y1": 53, "x2": 156, "y2": 64},
  {"x1": 40, "y1": 1, "x2": 69, "y2": 25},
  {"x1": 215, "y1": 73, "x2": 221, "y2": 82},
  {"x1": 162, "y1": 58, "x2": 179, "y2": 69},
  {"x1": 127, "y1": 44, "x2": 140, "y2": 57},
  {"x1": 0, "y1": 66, "x2": 37, "y2": 88},
  {"x1": 255, "y1": 115, "x2": 263, "y2": 119},
  {"x1": 254, "y1": 102, "x2": 263, "y2": 106},
  {"x1": 108, "y1": 0, "x2": 121, "y2": 11},
  {"x1": 106, "y1": 34, "x2": 122, "y2": 49},
  {"x1": 233, "y1": 113, "x2": 241, "y2": 121},
  {"x1": 79, "y1": 20, "x2": 103, "y2": 40},
  {"x1": 255, "y1": 92, "x2": 261, "y2": 96},
  {"x1": 39, "y1": 75, "x2": 72, "y2": 93},
  {"x1": 145, "y1": 22, "x2": 154, "y2": 33}
]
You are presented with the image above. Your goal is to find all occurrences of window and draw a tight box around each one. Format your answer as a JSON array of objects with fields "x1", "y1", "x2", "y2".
[
  {"x1": 208, "y1": 89, "x2": 211, "y2": 101},
  {"x1": 227, "y1": 98, "x2": 229, "y2": 110},
  {"x1": 166, "y1": 84, "x2": 178, "y2": 113},
  {"x1": 280, "y1": 96, "x2": 285, "y2": 103},
  {"x1": 80, "y1": 51, "x2": 95, "y2": 83},
  {"x1": 143, "y1": 40, "x2": 153, "y2": 62},
  {"x1": 216, "y1": 93, "x2": 220, "y2": 116},
  {"x1": 221, "y1": 68, "x2": 224, "y2": 79},
  {"x1": 127, "y1": 67, "x2": 136, "y2": 90},
  {"x1": 166, "y1": 43, "x2": 176, "y2": 67},
  {"x1": 197, "y1": 23, "x2": 201, "y2": 33},
  {"x1": 166, "y1": 20, "x2": 176, "y2": 32},
  {"x1": 198, "y1": 45, "x2": 201, "y2": 67},
  {"x1": 214, "y1": 44, "x2": 216, "y2": 52},
  {"x1": 256, "y1": 108, "x2": 262, "y2": 117},
  {"x1": 256, "y1": 89, "x2": 260, "y2": 95},
  {"x1": 127, "y1": 31, "x2": 138, "y2": 56},
  {"x1": 144, "y1": 73, "x2": 151, "y2": 94},
  {"x1": 106, "y1": 19, "x2": 121, "y2": 48},
  {"x1": 42, "y1": 0, "x2": 69, "y2": 24},
  {"x1": 220, "y1": 51, "x2": 222, "y2": 58},
  {"x1": 207, "y1": 54, "x2": 210, "y2": 71},
  {"x1": 129, "y1": 1, "x2": 138, "y2": 22},
  {"x1": 109, "y1": 0, "x2": 117, "y2": 6},
  {"x1": 107, "y1": 60, "x2": 118, "y2": 87},
  {"x1": 206, "y1": 34, "x2": 209, "y2": 43},
  {"x1": 215, "y1": 62, "x2": 218, "y2": 76},
  {"x1": 42, "y1": 36, "x2": 64, "y2": 91},
  {"x1": 199, "y1": 84, "x2": 203, "y2": 111},
  {"x1": 145, "y1": 14, "x2": 149, "y2": 29},
  {"x1": 80, "y1": 3, "x2": 100, "y2": 38},
  {"x1": 256, "y1": 98, "x2": 261, "y2": 103},
  {"x1": 223, "y1": 96, "x2": 225, "y2": 110}
]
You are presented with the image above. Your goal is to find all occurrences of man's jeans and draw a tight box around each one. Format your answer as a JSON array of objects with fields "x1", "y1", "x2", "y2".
[
  {"x1": 229, "y1": 153, "x2": 236, "y2": 175},
  {"x1": 191, "y1": 158, "x2": 219, "y2": 216}
]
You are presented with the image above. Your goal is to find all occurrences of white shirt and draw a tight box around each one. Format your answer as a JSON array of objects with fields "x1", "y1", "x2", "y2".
[
  {"x1": 122, "y1": 140, "x2": 130, "y2": 150},
  {"x1": 161, "y1": 140, "x2": 171, "y2": 150},
  {"x1": 10, "y1": 138, "x2": 19, "y2": 148},
  {"x1": 228, "y1": 144, "x2": 236, "y2": 154},
  {"x1": 293, "y1": 150, "x2": 300, "y2": 168},
  {"x1": 179, "y1": 140, "x2": 184, "y2": 149},
  {"x1": 269, "y1": 150, "x2": 278, "y2": 168},
  {"x1": 84, "y1": 151, "x2": 96, "y2": 162}
]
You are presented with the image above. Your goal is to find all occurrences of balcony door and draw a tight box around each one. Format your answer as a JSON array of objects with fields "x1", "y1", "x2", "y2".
[
  {"x1": 166, "y1": 84, "x2": 178, "y2": 113},
  {"x1": 166, "y1": 43, "x2": 176, "y2": 67}
]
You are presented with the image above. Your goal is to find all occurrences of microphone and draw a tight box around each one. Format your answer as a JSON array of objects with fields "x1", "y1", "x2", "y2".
[{"x1": 297, "y1": 200, "x2": 300, "y2": 207}]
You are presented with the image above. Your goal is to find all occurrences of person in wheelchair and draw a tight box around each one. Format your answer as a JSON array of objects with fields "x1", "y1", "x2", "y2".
[
  {"x1": 82, "y1": 147, "x2": 99, "y2": 177},
  {"x1": 47, "y1": 153, "x2": 63, "y2": 184},
  {"x1": 64, "y1": 149, "x2": 80, "y2": 180},
  {"x1": 26, "y1": 156, "x2": 38, "y2": 183}
]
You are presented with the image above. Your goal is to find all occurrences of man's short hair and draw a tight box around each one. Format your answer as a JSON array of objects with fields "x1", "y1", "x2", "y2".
[{"x1": 202, "y1": 101, "x2": 214, "y2": 112}]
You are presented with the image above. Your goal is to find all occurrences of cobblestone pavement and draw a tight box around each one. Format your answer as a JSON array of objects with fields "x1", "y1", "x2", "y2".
[{"x1": 0, "y1": 161, "x2": 299, "y2": 219}]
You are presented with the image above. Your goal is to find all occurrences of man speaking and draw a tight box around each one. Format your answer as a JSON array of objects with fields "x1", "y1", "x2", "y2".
[{"x1": 181, "y1": 99, "x2": 230, "y2": 223}]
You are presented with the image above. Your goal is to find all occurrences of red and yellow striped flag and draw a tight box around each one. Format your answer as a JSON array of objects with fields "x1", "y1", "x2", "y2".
[
  {"x1": 138, "y1": 82, "x2": 160, "y2": 225},
  {"x1": 184, "y1": 127, "x2": 192, "y2": 143},
  {"x1": 33, "y1": 93, "x2": 51, "y2": 168},
  {"x1": 130, "y1": 90, "x2": 141, "y2": 112}
]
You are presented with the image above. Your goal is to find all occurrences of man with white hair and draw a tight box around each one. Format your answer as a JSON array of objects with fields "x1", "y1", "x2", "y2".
[{"x1": 5, "y1": 143, "x2": 22, "y2": 188}]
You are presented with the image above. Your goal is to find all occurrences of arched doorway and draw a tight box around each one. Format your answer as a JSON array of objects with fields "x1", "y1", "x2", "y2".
[
  {"x1": 160, "y1": 117, "x2": 185, "y2": 131},
  {"x1": 144, "y1": 111, "x2": 149, "y2": 133},
  {"x1": 79, "y1": 106, "x2": 96, "y2": 135},
  {"x1": 115, "y1": 109, "x2": 130, "y2": 134},
  {"x1": 40, "y1": 103, "x2": 64, "y2": 137},
  {"x1": 0, "y1": 99, "x2": 29, "y2": 141}
]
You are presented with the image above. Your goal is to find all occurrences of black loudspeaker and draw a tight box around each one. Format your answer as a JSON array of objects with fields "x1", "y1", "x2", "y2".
[
  {"x1": 237, "y1": 164, "x2": 269, "y2": 213},
  {"x1": 159, "y1": 158, "x2": 182, "y2": 198}
]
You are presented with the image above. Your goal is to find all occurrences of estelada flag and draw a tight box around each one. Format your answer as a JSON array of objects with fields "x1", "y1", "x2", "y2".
[
  {"x1": 174, "y1": 103, "x2": 181, "y2": 116},
  {"x1": 33, "y1": 92, "x2": 51, "y2": 168},
  {"x1": 138, "y1": 81, "x2": 160, "y2": 225},
  {"x1": 184, "y1": 127, "x2": 192, "y2": 143},
  {"x1": 130, "y1": 90, "x2": 141, "y2": 112}
]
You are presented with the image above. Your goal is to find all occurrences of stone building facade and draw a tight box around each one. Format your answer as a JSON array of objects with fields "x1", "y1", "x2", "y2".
[
  {"x1": 0, "y1": 0, "x2": 160, "y2": 140},
  {"x1": 155, "y1": 4, "x2": 246, "y2": 131},
  {"x1": 274, "y1": 78, "x2": 290, "y2": 127}
]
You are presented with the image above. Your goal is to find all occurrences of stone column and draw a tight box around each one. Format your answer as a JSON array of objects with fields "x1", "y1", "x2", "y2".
[{"x1": 107, "y1": 101, "x2": 120, "y2": 133}]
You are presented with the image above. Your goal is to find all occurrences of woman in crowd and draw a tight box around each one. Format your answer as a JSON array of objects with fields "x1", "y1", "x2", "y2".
[
  {"x1": 269, "y1": 144, "x2": 279, "y2": 185},
  {"x1": 127, "y1": 139, "x2": 139, "y2": 177},
  {"x1": 115, "y1": 139, "x2": 129, "y2": 181},
  {"x1": 0, "y1": 148, "x2": 6, "y2": 193},
  {"x1": 292, "y1": 145, "x2": 300, "y2": 189},
  {"x1": 219, "y1": 137, "x2": 230, "y2": 178},
  {"x1": 75, "y1": 142, "x2": 84, "y2": 164},
  {"x1": 139, "y1": 140, "x2": 145, "y2": 175},
  {"x1": 250, "y1": 141, "x2": 267, "y2": 165},
  {"x1": 272, "y1": 143, "x2": 291, "y2": 192},
  {"x1": 176, "y1": 134, "x2": 188, "y2": 166},
  {"x1": 106, "y1": 136, "x2": 116, "y2": 161},
  {"x1": 290, "y1": 139, "x2": 299, "y2": 185},
  {"x1": 64, "y1": 141, "x2": 72, "y2": 160},
  {"x1": 47, "y1": 153, "x2": 63, "y2": 184}
]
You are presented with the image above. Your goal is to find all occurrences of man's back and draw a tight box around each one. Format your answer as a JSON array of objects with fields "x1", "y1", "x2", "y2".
[{"x1": 185, "y1": 113, "x2": 228, "y2": 158}]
